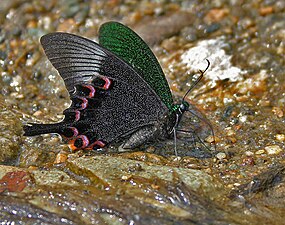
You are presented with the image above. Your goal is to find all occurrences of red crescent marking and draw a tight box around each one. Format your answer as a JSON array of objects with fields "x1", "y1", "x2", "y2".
[
  {"x1": 70, "y1": 127, "x2": 79, "y2": 137},
  {"x1": 75, "y1": 110, "x2": 80, "y2": 122},
  {"x1": 69, "y1": 135, "x2": 90, "y2": 151},
  {"x1": 78, "y1": 97, "x2": 88, "y2": 110},
  {"x1": 102, "y1": 77, "x2": 111, "y2": 90},
  {"x1": 87, "y1": 140, "x2": 106, "y2": 150},
  {"x1": 83, "y1": 85, "x2": 96, "y2": 98}
]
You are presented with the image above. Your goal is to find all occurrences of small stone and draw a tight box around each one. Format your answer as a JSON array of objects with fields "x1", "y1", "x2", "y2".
[
  {"x1": 121, "y1": 175, "x2": 132, "y2": 181},
  {"x1": 265, "y1": 145, "x2": 283, "y2": 155},
  {"x1": 272, "y1": 107, "x2": 283, "y2": 118},
  {"x1": 225, "y1": 127, "x2": 235, "y2": 136},
  {"x1": 205, "y1": 135, "x2": 217, "y2": 143},
  {"x1": 28, "y1": 166, "x2": 38, "y2": 171},
  {"x1": 245, "y1": 151, "x2": 254, "y2": 156},
  {"x1": 275, "y1": 134, "x2": 285, "y2": 142},
  {"x1": 259, "y1": 6, "x2": 274, "y2": 16},
  {"x1": 242, "y1": 157, "x2": 255, "y2": 166},
  {"x1": 227, "y1": 184, "x2": 234, "y2": 189},
  {"x1": 216, "y1": 152, "x2": 226, "y2": 160},
  {"x1": 161, "y1": 37, "x2": 179, "y2": 52},
  {"x1": 54, "y1": 153, "x2": 68, "y2": 164},
  {"x1": 255, "y1": 149, "x2": 265, "y2": 155},
  {"x1": 205, "y1": 8, "x2": 229, "y2": 23},
  {"x1": 33, "y1": 110, "x2": 43, "y2": 117},
  {"x1": 229, "y1": 164, "x2": 238, "y2": 170},
  {"x1": 239, "y1": 115, "x2": 247, "y2": 123}
]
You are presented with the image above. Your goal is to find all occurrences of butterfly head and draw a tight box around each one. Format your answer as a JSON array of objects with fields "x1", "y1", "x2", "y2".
[
  {"x1": 171, "y1": 101, "x2": 189, "y2": 118},
  {"x1": 179, "y1": 100, "x2": 189, "y2": 112}
]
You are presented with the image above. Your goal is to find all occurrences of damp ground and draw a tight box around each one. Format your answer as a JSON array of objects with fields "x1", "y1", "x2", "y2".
[{"x1": 0, "y1": 0, "x2": 285, "y2": 224}]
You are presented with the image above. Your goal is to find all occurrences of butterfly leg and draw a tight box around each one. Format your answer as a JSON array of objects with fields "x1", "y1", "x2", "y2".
[
  {"x1": 122, "y1": 125, "x2": 157, "y2": 149},
  {"x1": 173, "y1": 127, "x2": 178, "y2": 156}
]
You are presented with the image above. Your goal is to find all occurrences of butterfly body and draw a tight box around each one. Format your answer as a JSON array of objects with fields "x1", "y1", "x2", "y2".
[{"x1": 24, "y1": 22, "x2": 208, "y2": 153}]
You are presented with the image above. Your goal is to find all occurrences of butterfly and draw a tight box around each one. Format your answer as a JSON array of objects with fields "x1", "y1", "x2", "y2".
[{"x1": 23, "y1": 21, "x2": 214, "y2": 155}]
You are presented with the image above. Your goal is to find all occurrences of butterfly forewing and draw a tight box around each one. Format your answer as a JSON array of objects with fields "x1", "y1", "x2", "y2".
[{"x1": 99, "y1": 22, "x2": 174, "y2": 110}]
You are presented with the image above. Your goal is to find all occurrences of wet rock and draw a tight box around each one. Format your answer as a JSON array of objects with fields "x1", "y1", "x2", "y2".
[
  {"x1": 0, "y1": 156, "x2": 227, "y2": 224},
  {"x1": 0, "y1": 101, "x2": 22, "y2": 164},
  {"x1": 265, "y1": 145, "x2": 283, "y2": 155},
  {"x1": 135, "y1": 12, "x2": 195, "y2": 46}
]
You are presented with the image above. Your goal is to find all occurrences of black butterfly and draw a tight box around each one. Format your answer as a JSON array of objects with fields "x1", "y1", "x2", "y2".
[{"x1": 23, "y1": 22, "x2": 214, "y2": 155}]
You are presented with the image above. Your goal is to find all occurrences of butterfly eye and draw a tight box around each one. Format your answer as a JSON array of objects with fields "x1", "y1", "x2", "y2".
[{"x1": 180, "y1": 101, "x2": 189, "y2": 112}]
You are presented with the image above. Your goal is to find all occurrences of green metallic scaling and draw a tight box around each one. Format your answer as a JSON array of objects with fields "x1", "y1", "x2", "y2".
[{"x1": 99, "y1": 21, "x2": 174, "y2": 110}]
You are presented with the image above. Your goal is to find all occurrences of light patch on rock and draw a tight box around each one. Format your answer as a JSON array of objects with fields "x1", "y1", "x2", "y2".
[
  {"x1": 181, "y1": 37, "x2": 246, "y2": 82},
  {"x1": 265, "y1": 145, "x2": 283, "y2": 155}
]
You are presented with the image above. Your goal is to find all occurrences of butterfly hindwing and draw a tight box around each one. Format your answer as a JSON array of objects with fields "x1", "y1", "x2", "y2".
[{"x1": 24, "y1": 32, "x2": 169, "y2": 149}]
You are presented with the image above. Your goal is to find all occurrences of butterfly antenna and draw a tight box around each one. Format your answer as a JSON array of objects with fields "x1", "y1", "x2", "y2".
[
  {"x1": 172, "y1": 113, "x2": 180, "y2": 156},
  {"x1": 182, "y1": 59, "x2": 210, "y2": 102}
]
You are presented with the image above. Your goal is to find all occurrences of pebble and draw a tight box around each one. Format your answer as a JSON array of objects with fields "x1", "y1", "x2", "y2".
[
  {"x1": 205, "y1": 8, "x2": 229, "y2": 23},
  {"x1": 245, "y1": 151, "x2": 254, "y2": 156},
  {"x1": 216, "y1": 152, "x2": 226, "y2": 160},
  {"x1": 54, "y1": 152, "x2": 68, "y2": 164},
  {"x1": 205, "y1": 135, "x2": 217, "y2": 143},
  {"x1": 225, "y1": 127, "x2": 236, "y2": 136},
  {"x1": 242, "y1": 157, "x2": 255, "y2": 166},
  {"x1": 259, "y1": 6, "x2": 274, "y2": 16},
  {"x1": 255, "y1": 149, "x2": 265, "y2": 155},
  {"x1": 33, "y1": 110, "x2": 43, "y2": 117},
  {"x1": 265, "y1": 145, "x2": 283, "y2": 155},
  {"x1": 272, "y1": 107, "x2": 283, "y2": 118},
  {"x1": 239, "y1": 115, "x2": 247, "y2": 123},
  {"x1": 121, "y1": 175, "x2": 132, "y2": 181},
  {"x1": 228, "y1": 164, "x2": 238, "y2": 170},
  {"x1": 275, "y1": 134, "x2": 285, "y2": 142}
]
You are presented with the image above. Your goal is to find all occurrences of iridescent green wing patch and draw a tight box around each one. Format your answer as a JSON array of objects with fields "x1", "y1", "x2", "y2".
[{"x1": 99, "y1": 21, "x2": 174, "y2": 110}]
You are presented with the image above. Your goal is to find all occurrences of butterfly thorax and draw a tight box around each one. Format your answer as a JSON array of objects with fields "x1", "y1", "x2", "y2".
[
  {"x1": 156, "y1": 101, "x2": 190, "y2": 139},
  {"x1": 171, "y1": 100, "x2": 189, "y2": 126}
]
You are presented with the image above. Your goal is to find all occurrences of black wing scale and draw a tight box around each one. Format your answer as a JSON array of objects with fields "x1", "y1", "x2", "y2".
[{"x1": 24, "y1": 32, "x2": 168, "y2": 150}]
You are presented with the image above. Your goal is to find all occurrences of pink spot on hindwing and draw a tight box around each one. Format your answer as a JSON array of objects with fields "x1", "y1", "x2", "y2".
[
  {"x1": 75, "y1": 110, "x2": 81, "y2": 122},
  {"x1": 102, "y1": 77, "x2": 111, "y2": 90},
  {"x1": 82, "y1": 85, "x2": 96, "y2": 98},
  {"x1": 88, "y1": 140, "x2": 106, "y2": 150},
  {"x1": 78, "y1": 97, "x2": 88, "y2": 110},
  {"x1": 69, "y1": 135, "x2": 89, "y2": 150}
]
